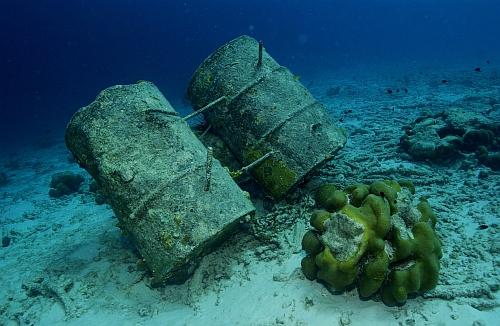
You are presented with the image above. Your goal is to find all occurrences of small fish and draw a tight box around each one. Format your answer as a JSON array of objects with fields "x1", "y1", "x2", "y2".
[
  {"x1": 396, "y1": 89, "x2": 400, "y2": 93},
  {"x1": 487, "y1": 60, "x2": 490, "y2": 64},
  {"x1": 404, "y1": 88, "x2": 408, "y2": 93},
  {"x1": 477, "y1": 224, "x2": 488, "y2": 230},
  {"x1": 386, "y1": 89, "x2": 393, "y2": 94},
  {"x1": 339, "y1": 118, "x2": 344, "y2": 123},
  {"x1": 442, "y1": 80, "x2": 447, "y2": 83},
  {"x1": 475, "y1": 68, "x2": 482, "y2": 72},
  {"x1": 294, "y1": 75, "x2": 301, "y2": 79}
]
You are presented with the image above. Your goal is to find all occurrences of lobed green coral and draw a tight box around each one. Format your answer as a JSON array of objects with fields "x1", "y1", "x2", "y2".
[
  {"x1": 315, "y1": 184, "x2": 347, "y2": 212},
  {"x1": 301, "y1": 180, "x2": 442, "y2": 305},
  {"x1": 463, "y1": 129, "x2": 495, "y2": 151},
  {"x1": 399, "y1": 109, "x2": 500, "y2": 170},
  {"x1": 485, "y1": 153, "x2": 500, "y2": 170},
  {"x1": 474, "y1": 146, "x2": 500, "y2": 171}
]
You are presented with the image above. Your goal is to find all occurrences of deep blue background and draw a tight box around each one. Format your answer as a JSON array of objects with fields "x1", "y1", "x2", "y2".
[{"x1": 1, "y1": 0, "x2": 499, "y2": 150}]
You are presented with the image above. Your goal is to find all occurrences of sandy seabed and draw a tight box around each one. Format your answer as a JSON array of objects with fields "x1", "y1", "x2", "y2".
[{"x1": 1, "y1": 58, "x2": 499, "y2": 325}]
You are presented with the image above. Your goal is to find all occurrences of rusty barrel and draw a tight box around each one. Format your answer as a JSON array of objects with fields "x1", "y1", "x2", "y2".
[
  {"x1": 64, "y1": 81, "x2": 255, "y2": 286},
  {"x1": 187, "y1": 35, "x2": 346, "y2": 199}
]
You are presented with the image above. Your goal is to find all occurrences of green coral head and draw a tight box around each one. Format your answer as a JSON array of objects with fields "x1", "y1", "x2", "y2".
[
  {"x1": 315, "y1": 184, "x2": 347, "y2": 212},
  {"x1": 310, "y1": 210, "x2": 332, "y2": 232},
  {"x1": 316, "y1": 246, "x2": 359, "y2": 291},
  {"x1": 344, "y1": 183, "x2": 369, "y2": 207},
  {"x1": 382, "y1": 219, "x2": 442, "y2": 305},
  {"x1": 303, "y1": 179, "x2": 441, "y2": 305},
  {"x1": 302, "y1": 230, "x2": 322, "y2": 255},
  {"x1": 369, "y1": 180, "x2": 400, "y2": 215}
]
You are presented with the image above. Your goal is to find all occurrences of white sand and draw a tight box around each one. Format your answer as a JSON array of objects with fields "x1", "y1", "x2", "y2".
[{"x1": 1, "y1": 59, "x2": 499, "y2": 325}]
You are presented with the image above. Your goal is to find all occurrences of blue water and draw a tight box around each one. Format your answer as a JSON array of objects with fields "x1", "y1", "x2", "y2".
[{"x1": 1, "y1": 0, "x2": 499, "y2": 150}]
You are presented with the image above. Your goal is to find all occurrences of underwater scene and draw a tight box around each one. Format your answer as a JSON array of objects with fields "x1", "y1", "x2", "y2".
[{"x1": 1, "y1": 1, "x2": 499, "y2": 325}]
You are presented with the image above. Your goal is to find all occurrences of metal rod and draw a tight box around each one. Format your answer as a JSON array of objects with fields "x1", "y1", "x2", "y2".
[
  {"x1": 257, "y1": 40, "x2": 263, "y2": 67},
  {"x1": 205, "y1": 146, "x2": 213, "y2": 192},
  {"x1": 242, "y1": 151, "x2": 273, "y2": 173},
  {"x1": 229, "y1": 151, "x2": 275, "y2": 179},
  {"x1": 182, "y1": 96, "x2": 227, "y2": 121},
  {"x1": 199, "y1": 125, "x2": 212, "y2": 140}
]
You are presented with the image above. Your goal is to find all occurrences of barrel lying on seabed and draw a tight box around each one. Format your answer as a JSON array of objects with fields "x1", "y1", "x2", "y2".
[
  {"x1": 187, "y1": 35, "x2": 347, "y2": 199},
  {"x1": 65, "y1": 81, "x2": 255, "y2": 286}
]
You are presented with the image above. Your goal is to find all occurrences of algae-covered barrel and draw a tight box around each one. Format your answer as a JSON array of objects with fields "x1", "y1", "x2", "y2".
[
  {"x1": 187, "y1": 35, "x2": 346, "y2": 199},
  {"x1": 64, "y1": 81, "x2": 255, "y2": 286}
]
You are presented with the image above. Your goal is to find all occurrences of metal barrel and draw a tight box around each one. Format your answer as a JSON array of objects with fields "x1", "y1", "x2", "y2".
[
  {"x1": 64, "y1": 81, "x2": 255, "y2": 286},
  {"x1": 187, "y1": 35, "x2": 346, "y2": 199}
]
